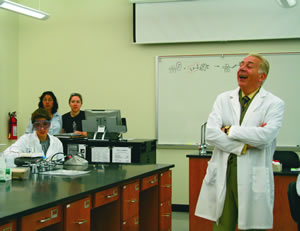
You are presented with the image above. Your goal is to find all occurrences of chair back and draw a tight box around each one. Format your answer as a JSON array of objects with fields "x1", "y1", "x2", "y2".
[
  {"x1": 273, "y1": 151, "x2": 300, "y2": 170},
  {"x1": 288, "y1": 181, "x2": 300, "y2": 223}
]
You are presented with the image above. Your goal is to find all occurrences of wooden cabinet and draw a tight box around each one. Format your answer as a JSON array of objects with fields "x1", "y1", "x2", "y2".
[
  {"x1": 91, "y1": 186, "x2": 121, "y2": 231},
  {"x1": 0, "y1": 220, "x2": 16, "y2": 231},
  {"x1": 188, "y1": 156, "x2": 299, "y2": 231},
  {"x1": 20, "y1": 205, "x2": 62, "y2": 231},
  {"x1": 94, "y1": 186, "x2": 119, "y2": 207},
  {"x1": 189, "y1": 157, "x2": 212, "y2": 231},
  {"x1": 159, "y1": 200, "x2": 172, "y2": 231},
  {"x1": 140, "y1": 174, "x2": 159, "y2": 231},
  {"x1": 272, "y1": 175, "x2": 298, "y2": 231},
  {"x1": 0, "y1": 165, "x2": 174, "y2": 231},
  {"x1": 159, "y1": 170, "x2": 172, "y2": 231},
  {"x1": 121, "y1": 216, "x2": 139, "y2": 231},
  {"x1": 141, "y1": 174, "x2": 158, "y2": 191},
  {"x1": 64, "y1": 196, "x2": 91, "y2": 231},
  {"x1": 121, "y1": 180, "x2": 139, "y2": 231}
]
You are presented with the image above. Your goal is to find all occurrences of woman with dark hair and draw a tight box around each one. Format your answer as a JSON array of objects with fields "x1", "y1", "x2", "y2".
[
  {"x1": 26, "y1": 91, "x2": 62, "y2": 135},
  {"x1": 4, "y1": 108, "x2": 64, "y2": 166},
  {"x1": 62, "y1": 93, "x2": 87, "y2": 137}
]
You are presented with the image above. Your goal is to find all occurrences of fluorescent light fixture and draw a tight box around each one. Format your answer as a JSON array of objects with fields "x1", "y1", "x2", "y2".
[
  {"x1": 0, "y1": 0, "x2": 49, "y2": 20},
  {"x1": 277, "y1": 0, "x2": 297, "y2": 8},
  {"x1": 130, "y1": 0, "x2": 191, "y2": 3}
]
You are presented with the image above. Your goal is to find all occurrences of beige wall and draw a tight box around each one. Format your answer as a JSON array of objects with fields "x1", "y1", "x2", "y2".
[
  {"x1": 1, "y1": 0, "x2": 300, "y2": 204},
  {"x1": 0, "y1": 9, "x2": 19, "y2": 152}
]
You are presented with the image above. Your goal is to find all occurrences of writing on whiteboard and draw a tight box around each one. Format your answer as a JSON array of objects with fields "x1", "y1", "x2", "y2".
[{"x1": 168, "y1": 61, "x2": 238, "y2": 74}]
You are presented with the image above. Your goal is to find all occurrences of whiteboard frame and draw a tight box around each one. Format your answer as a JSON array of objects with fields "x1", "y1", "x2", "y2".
[{"x1": 156, "y1": 52, "x2": 300, "y2": 150}]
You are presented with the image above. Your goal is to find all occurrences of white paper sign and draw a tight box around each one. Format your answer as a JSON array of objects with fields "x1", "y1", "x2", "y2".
[
  {"x1": 112, "y1": 147, "x2": 132, "y2": 163},
  {"x1": 78, "y1": 144, "x2": 86, "y2": 158},
  {"x1": 91, "y1": 147, "x2": 110, "y2": 163}
]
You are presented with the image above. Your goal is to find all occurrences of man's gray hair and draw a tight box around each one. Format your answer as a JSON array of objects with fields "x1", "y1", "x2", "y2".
[{"x1": 248, "y1": 53, "x2": 270, "y2": 76}]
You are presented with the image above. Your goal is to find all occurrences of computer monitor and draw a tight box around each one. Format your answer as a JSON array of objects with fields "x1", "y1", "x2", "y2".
[{"x1": 82, "y1": 109, "x2": 127, "y2": 140}]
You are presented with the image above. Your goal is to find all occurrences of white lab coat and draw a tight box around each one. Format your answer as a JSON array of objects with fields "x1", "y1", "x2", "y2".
[
  {"x1": 195, "y1": 87, "x2": 284, "y2": 230},
  {"x1": 4, "y1": 132, "x2": 64, "y2": 166},
  {"x1": 297, "y1": 174, "x2": 300, "y2": 196}
]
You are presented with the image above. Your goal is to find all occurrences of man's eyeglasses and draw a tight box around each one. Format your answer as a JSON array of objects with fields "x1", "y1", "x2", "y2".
[{"x1": 33, "y1": 120, "x2": 50, "y2": 130}]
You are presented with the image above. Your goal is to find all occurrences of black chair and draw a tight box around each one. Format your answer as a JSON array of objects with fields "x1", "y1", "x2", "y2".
[
  {"x1": 288, "y1": 181, "x2": 300, "y2": 231},
  {"x1": 273, "y1": 151, "x2": 300, "y2": 170}
]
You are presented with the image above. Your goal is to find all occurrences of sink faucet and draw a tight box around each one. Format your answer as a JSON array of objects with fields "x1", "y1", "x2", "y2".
[{"x1": 199, "y1": 122, "x2": 207, "y2": 155}]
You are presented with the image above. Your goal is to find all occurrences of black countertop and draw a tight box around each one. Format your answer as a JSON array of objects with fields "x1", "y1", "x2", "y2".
[
  {"x1": 186, "y1": 153, "x2": 299, "y2": 176},
  {"x1": 0, "y1": 163, "x2": 174, "y2": 223}
]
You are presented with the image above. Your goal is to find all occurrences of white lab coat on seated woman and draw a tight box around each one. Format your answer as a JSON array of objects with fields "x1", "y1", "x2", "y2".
[
  {"x1": 4, "y1": 131, "x2": 64, "y2": 166},
  {"x1": 195, "y1": 87, "x2": 284, "y2": 230}
]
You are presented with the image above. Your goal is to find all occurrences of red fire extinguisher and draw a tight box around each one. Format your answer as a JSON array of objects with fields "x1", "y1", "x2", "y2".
[{"x1": 8, "y1": 112, "x2": 17, "y2": 140}]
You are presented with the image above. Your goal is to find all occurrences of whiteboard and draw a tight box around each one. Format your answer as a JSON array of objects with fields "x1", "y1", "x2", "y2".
[
  {"x1": 134, "y1": 0, "x2": 300, "y2": 44},
  {"x1": 156, "y1": 52, "x2": 300, "y2": 147}
]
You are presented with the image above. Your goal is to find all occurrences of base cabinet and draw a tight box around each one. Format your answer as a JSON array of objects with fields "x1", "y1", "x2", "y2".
[
  {"x1": 121, "y1": 216, "x2": 139, "y2": 231},
  {"x1": 20, "y1": 205, "x2": 62, "y2": 231},
  {"x1": 188, "y1": 155, "x2": 298, "y2": 231},
  {"x1": 92, "y1": 186, "x2": 121, "y2": 231},
  {"x1": 159, "y1": 200, "x2": 172, "y2": 231},
  {"x1": 64, "y1": 196, "x2": 91, "y2": 231},
  {"x1": 0, "y1": 220, "x2": 16, "y2": 231},
  {"x1": 121, "y1": 181, "x2": 140, "y2": 231},
  {"x1": 3, "y1": 168, "x2": 173, "y2": 231},
  {"x1": 159, "y1": 170, "x2": 172, "y2": 231}
]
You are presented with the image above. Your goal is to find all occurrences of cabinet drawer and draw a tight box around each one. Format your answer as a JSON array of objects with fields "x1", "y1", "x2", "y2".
[
  {"x1": 122, "y1": 181, "x2": 139, "y2": 220},
  {"x1": 94, "y1": 186, "x2": 119, "y2": 208},
  {"x1": 122, "y1": 216, "x2": 139, "y2": 231},
  {"x1": 21, "y1": 205, "x2": 62, "y2": 231},
  {"x1": 65, "y1": 196, "x2": 91, "y2": 231},
  {"x1": 141, "y1": 174, "x2": 158, "y2": 191},
  {"x1": 160, "y1": 171, "x2": 172, "y2": 202},
  {"x1": 0, "y1": 220, "x2": 16, "y2": 231},
  {"x1": 160, "y1": 200, "x2": 172, "y2": 231}
]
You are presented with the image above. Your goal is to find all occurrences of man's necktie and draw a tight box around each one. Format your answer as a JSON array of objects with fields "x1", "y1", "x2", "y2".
[{"x1": 242, "y1": 96, "x2": 250, "y2": 112}]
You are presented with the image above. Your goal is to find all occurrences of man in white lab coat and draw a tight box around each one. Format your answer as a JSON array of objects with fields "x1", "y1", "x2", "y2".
[
  {"x1": 195, "y1": 54, "x2": 285, "y2": 230},
  {"x1": 4, "y1": 108, "x2": 64, "y2": 166}
]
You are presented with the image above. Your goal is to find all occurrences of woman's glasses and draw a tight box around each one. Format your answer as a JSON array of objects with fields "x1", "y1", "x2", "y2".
[{"x1": 33, "y1": 120, "x2": 50, "y2": 130}]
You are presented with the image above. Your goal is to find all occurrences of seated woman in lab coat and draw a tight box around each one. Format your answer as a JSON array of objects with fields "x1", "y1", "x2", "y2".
[
  {"x1": 4, "y1": 108, "x2": 64, "y2": 166},
  {"x1": 25, "y1": 91, "x2": 62, "y2": 135}
]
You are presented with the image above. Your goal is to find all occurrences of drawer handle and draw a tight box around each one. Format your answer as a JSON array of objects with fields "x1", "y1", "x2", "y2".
[
  {"x1": 149, "y1": 179, "x2": 157, "y2": 184},
  {"x1": 162, "y1": 213, "x2": 171, "y2": 217},
  {"x1": 162, "y1": 184, "x2": 171, "y2": 188},
  {"x1": 106, "y1": 192, "x2": 118, "y2": 199},
  {"x1": 75, "y1": 219, "x2": 87, "y2": 225},
  {"x1": 39, "y1": 217, "x2": 51, "y2": 223},
  {"x1": 128, "y1": 199, "x2": 137, "y2": 203}
]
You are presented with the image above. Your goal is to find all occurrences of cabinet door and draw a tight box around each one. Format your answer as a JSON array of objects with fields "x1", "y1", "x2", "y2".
[
  {"x1": 64, "y1": 196, "x2": 91, "y2": 231},
  {"x1": 0, "y1": 220, "x2": 16, "y2": 231},
  {"x1": 121, "y1": 216, "x2": 139, "y2": 231},
  {"x1": 159, "y1": 170, "x2": 172, "y2": 202},
  {"x1": 160, "y1": 200, "x2": 172, "y2": 231},
  {"x1": 122, "y1": 181, "x2": 139, "y2": 221},
  {"x1": 21, "y1": 205, "x2": 62, "y2": 231},
  {"x1": 94, "y1": 186, "x2": 119, "y2": 208}
]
